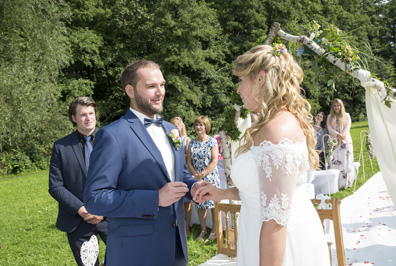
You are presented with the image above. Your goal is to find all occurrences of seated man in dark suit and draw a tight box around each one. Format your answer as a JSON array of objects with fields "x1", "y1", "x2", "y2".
[{"x1": 49, "y1": 96, "x2": 107, "y2": 266}]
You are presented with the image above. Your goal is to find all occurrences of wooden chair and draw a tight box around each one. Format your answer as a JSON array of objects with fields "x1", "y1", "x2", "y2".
[
  {"x1": 311, "y1": 198, "x2": 346, "y2": 266},
  {"x1": 199, "y1": 201, "x2": 240, "y2": 266}
]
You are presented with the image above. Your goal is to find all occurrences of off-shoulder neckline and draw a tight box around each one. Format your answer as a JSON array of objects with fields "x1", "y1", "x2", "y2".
[{"x1": 251, "y1": 138, "x2": 306, "y2": 148}]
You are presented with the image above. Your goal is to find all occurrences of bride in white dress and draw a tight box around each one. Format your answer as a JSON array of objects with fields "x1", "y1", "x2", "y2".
[{"x1": 194, "y1": 44, "x2": 330, "y2": 265}]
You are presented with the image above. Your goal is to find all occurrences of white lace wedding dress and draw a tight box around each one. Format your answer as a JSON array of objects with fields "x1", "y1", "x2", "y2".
[{"x1": 231, "y1": 139, "x2": 330, "y2": 265}]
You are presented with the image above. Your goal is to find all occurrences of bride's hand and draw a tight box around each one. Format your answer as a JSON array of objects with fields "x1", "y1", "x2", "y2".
[{"x1": 193, "y1": 183, "x2": 223, "y2": 204}]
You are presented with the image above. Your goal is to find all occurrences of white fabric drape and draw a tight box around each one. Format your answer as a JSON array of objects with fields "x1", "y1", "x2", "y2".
[{"x1": 365, "y1": 84, "x2": 396, "y2": 205}]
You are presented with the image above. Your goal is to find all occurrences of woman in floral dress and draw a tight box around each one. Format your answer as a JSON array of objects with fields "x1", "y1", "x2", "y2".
[
  {"x1": 187, "y1": 115, "x2": 220, "y2": 242},
  {"x1": 327, "y1": 98, "x2": 354, "y2": 188}
]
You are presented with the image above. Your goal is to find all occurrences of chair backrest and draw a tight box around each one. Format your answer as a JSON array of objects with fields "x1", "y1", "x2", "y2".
[
  {"x1": 311, "y1": 198, "x2": 346, "y2": 266},
  {"x1": 214, "y1": 202, "x2": 241, "y2": 257}
]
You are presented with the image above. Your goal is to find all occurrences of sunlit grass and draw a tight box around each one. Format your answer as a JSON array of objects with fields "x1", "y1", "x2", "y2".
[{"x1": 0, "y1": 172, "x2": 106, "y2": 266}]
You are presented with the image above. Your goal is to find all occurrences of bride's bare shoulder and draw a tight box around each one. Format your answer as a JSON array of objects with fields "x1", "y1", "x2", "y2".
[{"x1": 253, "y1": 112, "x2": 304, "y2": 145}]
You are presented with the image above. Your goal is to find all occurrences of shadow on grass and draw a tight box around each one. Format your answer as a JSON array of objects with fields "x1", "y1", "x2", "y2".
[
  {"x1": 0, "y1": 170, "x2": 47, "y2": 182},
  {"x1": 351, "y1": 125, "x2": 370, "y2": 130}
]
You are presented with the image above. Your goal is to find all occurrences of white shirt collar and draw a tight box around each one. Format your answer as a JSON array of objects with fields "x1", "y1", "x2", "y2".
[
  {"x1": 130, "y1": 108, "x2": 158, "y2": 125},
  {"x1": 129, "y1": 108, "x2": 175, "y2": 181}
]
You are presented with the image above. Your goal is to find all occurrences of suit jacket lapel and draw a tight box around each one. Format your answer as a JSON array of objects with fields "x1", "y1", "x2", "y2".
[
  {"x1": 125, "y1": 110, "x2": 171, "y2": 182},
  {"x1": 70, "y1": 131, "x2": 86, "y2": 176}
]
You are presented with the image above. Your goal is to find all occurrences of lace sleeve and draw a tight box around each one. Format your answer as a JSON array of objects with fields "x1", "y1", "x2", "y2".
[{"x1": 251, "y1": 139, "x2": 305, "y2": 226}]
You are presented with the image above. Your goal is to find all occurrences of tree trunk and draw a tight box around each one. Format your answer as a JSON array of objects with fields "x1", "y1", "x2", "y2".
[
  {"x1": 219, "y1": 130, "x2": 233, "y2": 187},
  {"x1": 234, "y1": 108, "x2": 241, "y2": 124},
  {"x1": 264, "y1": 22, "x2": 281, "y2": 45}
]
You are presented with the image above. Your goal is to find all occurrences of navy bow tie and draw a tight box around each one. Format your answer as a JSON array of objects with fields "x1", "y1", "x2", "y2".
[{"x1": 144, "y1": 117, "x2": 164, "y2": 128}]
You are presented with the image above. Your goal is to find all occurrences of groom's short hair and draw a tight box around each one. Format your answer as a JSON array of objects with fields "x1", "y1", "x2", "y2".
[{"x1": 121, "y1": 60, "x2": 160, "y2": 89}]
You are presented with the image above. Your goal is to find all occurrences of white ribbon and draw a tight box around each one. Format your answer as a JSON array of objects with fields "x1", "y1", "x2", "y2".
[
  {"x1": 233, "y1": 104, "x2": 241, "y2": 111},
  {"x1": 316, "y1": 194, "x2": 331, "y2": 210}
]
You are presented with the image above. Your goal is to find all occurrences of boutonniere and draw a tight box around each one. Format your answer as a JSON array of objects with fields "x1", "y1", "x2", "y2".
[{"x1": 168, "y1": 129, "x2": 182, "y2": 150}]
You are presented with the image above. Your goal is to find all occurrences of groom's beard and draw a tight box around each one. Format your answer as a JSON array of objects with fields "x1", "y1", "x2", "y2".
[{"x1": 134, "y1": 88, "x2": 164, "y2": 116}]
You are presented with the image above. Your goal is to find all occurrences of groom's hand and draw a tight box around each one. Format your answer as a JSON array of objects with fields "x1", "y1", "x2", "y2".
[
  {"x1": 158, "y1": 182, "x2": 189, "y2": 207},
  {"x1": 78, "y1": 206, "x2": 103, "y2": 225},
  {"x1": 190, "y1": 181, "x2": 210, "y2": 199}
]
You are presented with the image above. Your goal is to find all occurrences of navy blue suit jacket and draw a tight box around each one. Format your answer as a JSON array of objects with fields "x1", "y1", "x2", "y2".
[
  {"x1": 84, "y1": 110, "x2": 197, "y2": 266},
  {"x1": 49, "y1": 130, "x2": 94, "y2": 233}
]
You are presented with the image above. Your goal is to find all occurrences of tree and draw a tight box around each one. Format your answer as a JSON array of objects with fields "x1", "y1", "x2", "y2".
[
  {"x1": 62, "y1": 0, "x2": 231, "y2": 134},
  {"x1": 0, "y1": 0, "x2": 71, "y2": 173}
]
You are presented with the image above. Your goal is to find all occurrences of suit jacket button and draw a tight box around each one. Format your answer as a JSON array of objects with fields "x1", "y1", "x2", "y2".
[{"x1": 173, "y1": 222, "x2": 177, "y2": 227}]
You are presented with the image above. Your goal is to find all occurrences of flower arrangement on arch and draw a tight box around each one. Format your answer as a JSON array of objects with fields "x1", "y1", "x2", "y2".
[
  {"x1": 168, "y1": 129, "x2": 182, "y2": 150},
  {"x1": 325, "y1": 137, "x2": 338, "y2": 166}
]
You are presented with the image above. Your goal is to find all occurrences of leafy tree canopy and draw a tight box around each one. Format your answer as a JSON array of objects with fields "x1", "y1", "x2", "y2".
[{"x1": 1, "y1": 0, "x2": 395, "y2": 173}]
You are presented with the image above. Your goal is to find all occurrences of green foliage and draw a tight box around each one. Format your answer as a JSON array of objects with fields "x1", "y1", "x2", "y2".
[
  {"x1": 222, "y1": 105, "x2": 241, "y2": 141},
  {"x1": 299, "y1": 21, "x2": 363, "y2": 83},
  {"x1": 206, "y1": 0, "x2": 268, "y2": 61},
  {"x1": 59, "y1": 78, "x2": 95, "y2": 104},
  {"x1": 0, "y1": 0, "x2": 73, "y2": 173},
  {"x1": 0, "y1": 151, "x2": 32, "y2": 175},
  {"x1": 1, "y1": 0, "x2": 396, "y2": 169},
  {"x1": 148, "y1": 0, "x2": 232, "y2": 133},
  {"x1": 292, "y1": 17, "x2": 393, "y2": 121},
  {"x1": 221, "y1": 85, "x2": 250, "y2": 141}
]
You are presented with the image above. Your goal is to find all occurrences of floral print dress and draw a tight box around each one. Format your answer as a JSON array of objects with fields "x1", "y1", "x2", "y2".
[
  {"x1": 189, "y1": 137, "x2": 220, "y2": 209},
  {"x1": 329, "y1": 125, "x2": 354, "y2": 188}
]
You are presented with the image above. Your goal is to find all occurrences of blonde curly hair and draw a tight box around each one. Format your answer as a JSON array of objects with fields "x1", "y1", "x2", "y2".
[{"x1": 234, "y1": 44, "x2": 318, "y2": 169}]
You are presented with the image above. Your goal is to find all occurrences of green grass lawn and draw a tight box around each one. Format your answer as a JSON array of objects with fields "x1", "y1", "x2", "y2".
[{"x1": 0, "y1": 121, "x2": 379, "y2": 265}]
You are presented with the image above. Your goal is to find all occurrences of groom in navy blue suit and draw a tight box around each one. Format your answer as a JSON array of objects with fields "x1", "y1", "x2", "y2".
[{"x1": 84, "y1": 60, "x2": 204, "y2": 265}]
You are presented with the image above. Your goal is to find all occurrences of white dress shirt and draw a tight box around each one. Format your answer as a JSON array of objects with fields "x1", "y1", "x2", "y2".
[{"x1": 130, "y1": 108, "x2": 175, "y2": 181}]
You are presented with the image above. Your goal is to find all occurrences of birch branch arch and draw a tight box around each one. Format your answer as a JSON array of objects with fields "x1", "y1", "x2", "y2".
[{"x1": 270, "y1": 22, "x2": 396, "y2": 102}]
